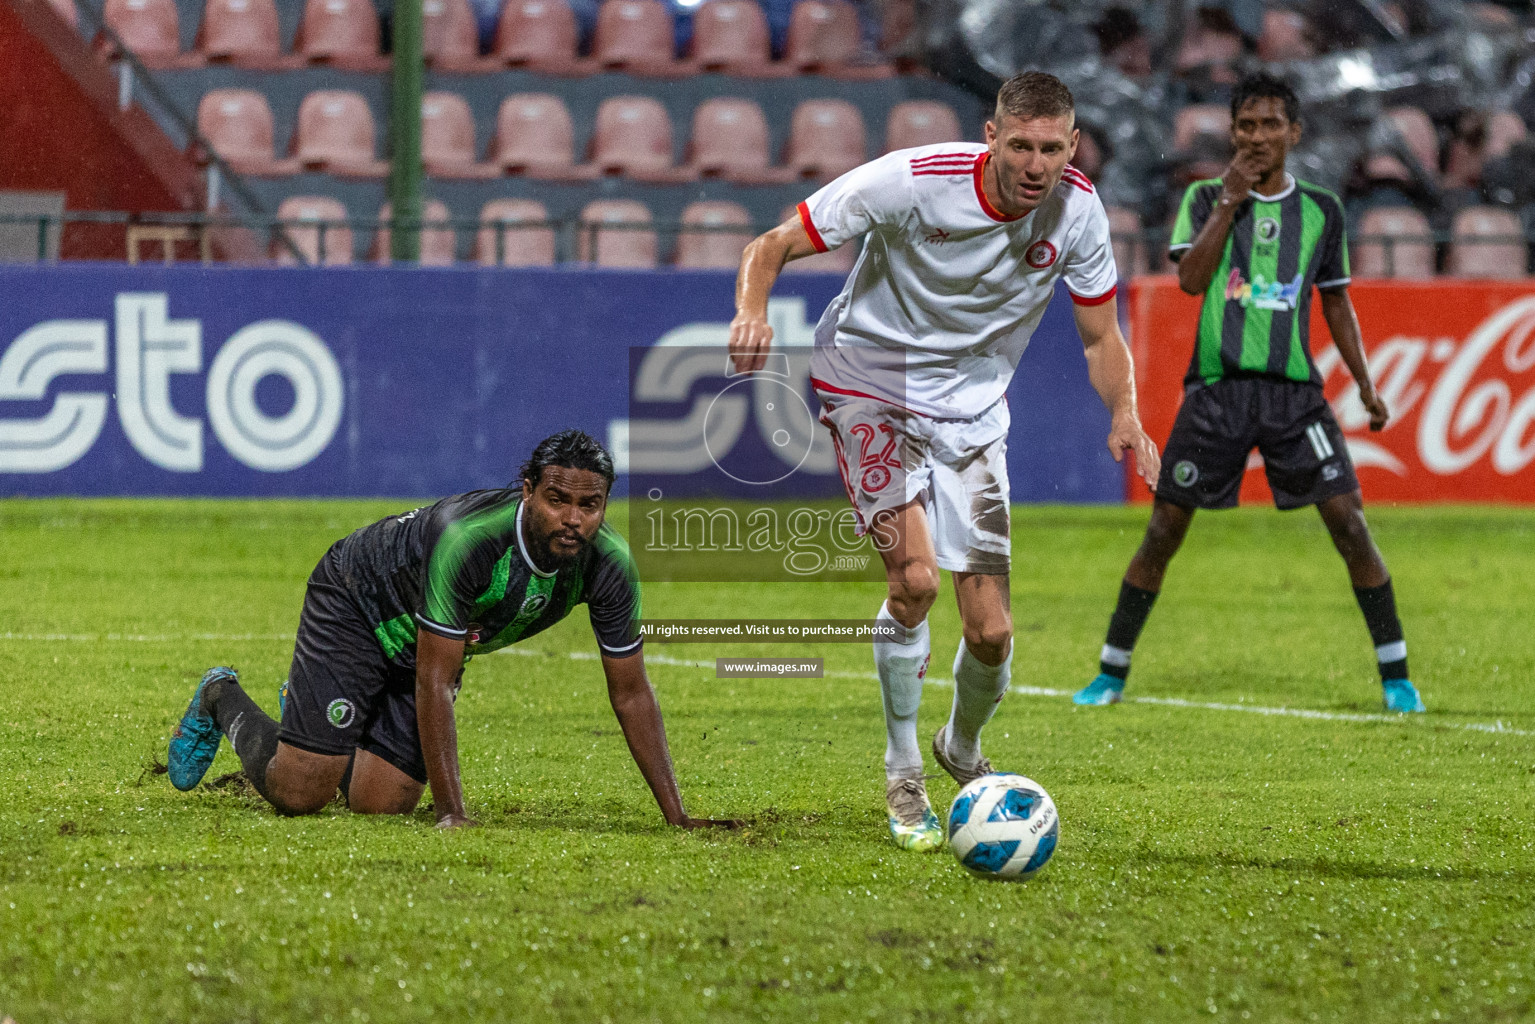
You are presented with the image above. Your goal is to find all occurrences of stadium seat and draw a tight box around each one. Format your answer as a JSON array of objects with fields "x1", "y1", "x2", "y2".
[
  {"x1": 1105, "y1": 206, "x2": 1147, "y2": 279},
  {"x1": 785, "y1": 99, "x2": 867, "y2": 180},
  {"x1": 489, "y1": 93, "x2": 596, "y2": 180},
  {"x1": 684, "y1": 98, "x2": 796, "y2": 184},
  {"x1": 294, "y1": 0, "x2": 388, "y2": 71},
  {"x1": 686, "y1": 0, "x2": 784, "y2": 77},
  {"x1": 1172, "y1": 104, "x2": 1230, "y2": 152},
  {"x1": 423, "y1": 0, "x2": 491, "y2": 70},
  {"x1": 371, "y1": 199, "x2": 457, "y2": 265},
  {"x1": 1383, "y1": 106, "x2": 1440, "y2": 183},
  {"x1": 99, "y1": 0, "x2": 204, "y2": 68},
  {"x1": 197, "y1": 0, "x2": 304, "y2": 68},
  {"x1": 47, "y1": 0, "x2": 78, "y2": 31},
  {"x1": 421, "y1": 91, "x2": 499, "y2": 179},
  {"x1": 1447, "y1": 206, "x2": 1527, "y2": 278},
  {"x1": 779, "y1": 204, "x2": 857, "y2": 274},
  {"x1": 1352, "y1": 207, "x2": 1435, "y2": 279},
  {"x1": 490, "y1": 0, "x2": 588, "y2": 73},
  {"x1": 591, "y1": 0, "x2": 681, "y2": 77},
  {"x1": 884, "y1": 100, "x2": 963, "y2": 153},
  {"x1": 474, "y1": 199, "x2": 556, "y2": 266},
  {"x1": 589, "y1": 96, "x2": 694, "y2": 183},
  {"x1": 195, "y1": 89, "x2": 299, "y2": 176},
  {"x1": 784, "y1": 0, "x2": 890, "y2": 78},
  {"x1": 272, "y1": 196, "x2": 352, "y2": 265},
  {"x1": 675, "y1": 200, "x2": 754, "y2": 269},
  {"x1": 1485, "y1": 110, "x2": 1528, "y2": 159},
  {"x1": 1257, "y1": 8, "x2": 1315, "y2": 62},
  {"x1": 577, "y1": 199, "x2": 657, "y2": 268},
  {"x1": 292, "y1": 90, "x2": 389, "y2": 177}
]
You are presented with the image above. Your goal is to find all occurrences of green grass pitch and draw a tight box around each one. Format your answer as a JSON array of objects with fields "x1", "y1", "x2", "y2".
[{"x1": 1, "y1": 499, "x2": 1533, "y2": 1023}]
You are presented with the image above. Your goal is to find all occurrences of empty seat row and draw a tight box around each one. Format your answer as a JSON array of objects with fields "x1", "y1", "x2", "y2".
[
  {"x1": 271, "y1": 195, "x2": 859, "y2": 270},
  {"x1": 100, "y1": 0, "x2": 886, "y2": 78},
  {"x1": 198, "y1": 89, "x2": 962, "y2": 183},
  {"x1": 1353, "y1": 205, "x2": 1532, "y2": 279}
]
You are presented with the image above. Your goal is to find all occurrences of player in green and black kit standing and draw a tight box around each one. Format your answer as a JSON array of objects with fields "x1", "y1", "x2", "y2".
[
  {"x1": 166, "y1": 429, "x2": 738, "y2": 829},
  {"x1": 1073, "y1": 73, "x2": 1425, "y2": 713}
]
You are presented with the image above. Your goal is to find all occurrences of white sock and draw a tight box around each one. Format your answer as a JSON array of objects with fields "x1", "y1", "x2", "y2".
[
  {"x1": 946, "y1": 638, "x2": 1011, "y2": 766},
  {"x1": 873, "y1": 601, "x2": 929, "y2": 777}
]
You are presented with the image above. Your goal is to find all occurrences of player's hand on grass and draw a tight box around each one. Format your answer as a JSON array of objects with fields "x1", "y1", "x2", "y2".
[
  {"x1": 434, "y1": 813, "x2": 479, "y2": 830},
  {"x1": 1360, "y1": 384, "x2": 1390, "y2": 431},
  {"x1": 1108, "y1": 414, "x2": 1161, "y2": 488},
  {"x1": 729, "y1": 314, "x2": 773, "y2": 374}
]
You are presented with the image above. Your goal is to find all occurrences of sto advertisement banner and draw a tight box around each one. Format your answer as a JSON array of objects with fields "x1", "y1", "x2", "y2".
[
  {"x1": 0, "y1": 265, "x2": 1123, "y2": 502},
  {"x1": 1129, "y1": 277, "x2": 1535, "y2": 503}
]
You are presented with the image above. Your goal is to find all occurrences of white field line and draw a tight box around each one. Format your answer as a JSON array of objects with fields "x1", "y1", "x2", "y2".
[{"x1": 4, "y1": 632, "x2": 1527, "y2": 739}]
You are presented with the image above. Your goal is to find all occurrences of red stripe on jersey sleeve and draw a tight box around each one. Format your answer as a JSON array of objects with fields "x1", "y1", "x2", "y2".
[
  {"x1": 796, "y1": 201, "x2": 829, "y2": 254},
  {"x1": 1069, "y1": 284, "x2": 1117, "y2": 306}
]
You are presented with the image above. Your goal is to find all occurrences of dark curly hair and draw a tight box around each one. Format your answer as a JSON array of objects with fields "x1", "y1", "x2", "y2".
[
  {"x1": 1231, "y1": 72, "x2": 1300, "y2": 126},
  {"x1": 518, "y1": 429, "x2": 615, "y2": 491}
]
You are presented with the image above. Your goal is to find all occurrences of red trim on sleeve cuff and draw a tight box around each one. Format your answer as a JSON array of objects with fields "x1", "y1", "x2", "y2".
[
  {"x1": 1069, "y1": 284, "x2": 1118, "y2": 306},
  {"x1": 797, "y1": 201, "x2": 829, "y2": 253}
]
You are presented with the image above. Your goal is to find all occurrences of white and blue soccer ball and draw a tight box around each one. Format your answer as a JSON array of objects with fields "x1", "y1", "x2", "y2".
[{"x1": 946, "y1": 773, "x2": 1059, "y2": 880}]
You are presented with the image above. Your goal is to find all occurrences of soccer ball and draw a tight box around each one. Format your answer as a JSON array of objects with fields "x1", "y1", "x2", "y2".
[{"x1": 946, "y1": 773, "x2": 1059, "y2": 880}]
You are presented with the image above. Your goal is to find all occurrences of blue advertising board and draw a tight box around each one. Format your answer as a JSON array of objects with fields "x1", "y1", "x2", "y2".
[{"x1": 0, "y1": 265, "x2": 1122, "y2": 502}]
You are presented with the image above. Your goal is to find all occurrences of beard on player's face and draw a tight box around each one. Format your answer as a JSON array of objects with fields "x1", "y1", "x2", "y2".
[{"x1": 521, "y1": 467, "x2": 608, "y2": 567}]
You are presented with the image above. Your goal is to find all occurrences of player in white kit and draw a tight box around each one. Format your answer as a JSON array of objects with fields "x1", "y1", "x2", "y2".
[{"x1": 729, "y1": 72, "x2": 1161, "y2": 851}]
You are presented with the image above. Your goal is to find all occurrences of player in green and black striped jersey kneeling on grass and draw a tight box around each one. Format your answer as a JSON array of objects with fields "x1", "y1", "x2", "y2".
[
  {"x1": 1074, "y1": 73, "x2": 1425, "y2": 714},
  {"x1": 167, "y1": 429, "x2": 740, "y2": 830}
]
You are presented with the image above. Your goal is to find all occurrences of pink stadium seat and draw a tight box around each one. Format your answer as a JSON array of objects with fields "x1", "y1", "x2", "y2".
[
  {"x1": 294, "y1": 0, "x2": 388, "y2": 70},
  {"x1": 490, "y1": 0, "x2": 587, "y2": 73},
  {"x1": 292, "y1": 90, "x2": 389, "y2": 177},
  {"x1": 785, "y1": 0, "x2": 890, "y2": 78},
  {"x1": 1104, "y1": 206, "x2": 1147, "y2": 279},
  {"x1": 474, "y1": 199, "x2": 556, "y2": 266},
  {"x1": 197, "y1": 0, "x2": 303, "y2": 68},
  {"x1": 1384, "y1": 106, "x2": 1440, "y2": 183},
  {"x1": 196, "y1": 89, "x2": 299, "y2": 176},
  {"x1": 577, "y1": 199, "x2": 657, "y2": 268},
  {"x1": 779, "y1": 205, "x2": 856, "y2": 275},
  {"x1": 684, "y1": 98, "x2": 795, "y2": 184},
  {"x1": 272, "y1": 196, "x2": 352, "y2": 265},
  {"x1": 591, "y1": 0, "x2": 680, "y2": 77},
  {"x1": 48, "y1": 0, "x2": 78, "y2": 30},
  {"x1": 423, "y1": 0, "x2": 490, "y2": 70},
  {"x1": 1485, "y1": 110, "x2": 1528, "y2": 160},
  {"x1": 588, "y1": 96, "x2": 694, "y2": 183},
  {"x1": 372, "y1": 199, "x2": 457, "y2": 265},
  {"x1": 421, "y1": 91, "x2": 499, "y2": 179},
  {"x1": 687, "y1": 0, "x2": 782, "y2": 77},
  {"x1": 1172, "y1": 104, "x2": 1230, "y2": 151},
  {"x1": 884, "y1": 100, "x2": 962, "y2": 153},
  {"x1": 1352, "y1": 207, "x2": 1435, "y2": 279},
  {"x1": 1447, "y1": 206, "x2": 1527, "y2": 278},
  {"x1": 1257, "y1": 8, "x2": 1315, "y2": 62},
  {"x1": 785, "y1": 99, "x2": 867, "y2": 180},
  {"x1": 99, "y1": 0, "x2": 203, "y2": 68},
  {"x1": 489, "y1": 93, "x2": 596, "y2": 180},
  {"x1": 675, "y1": 200, "x2": 754, "y2": 269}
]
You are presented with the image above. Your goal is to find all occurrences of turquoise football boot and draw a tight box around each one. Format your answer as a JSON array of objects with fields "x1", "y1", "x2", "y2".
[
  {"x1": 167, "y1": 666, "x2": 237, "y2": 791},
  {"x1": 1382, "y1": 678, "x2": 1426, "y2": 713},
  {"x1": 1072, "y1": 673, "x2": 1125, "y2": 706}
]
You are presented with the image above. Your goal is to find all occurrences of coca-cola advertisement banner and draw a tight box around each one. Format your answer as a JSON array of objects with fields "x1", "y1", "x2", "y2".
[{"x1": 1128, "y1": 277, "x2": 1535, "y2": 503}]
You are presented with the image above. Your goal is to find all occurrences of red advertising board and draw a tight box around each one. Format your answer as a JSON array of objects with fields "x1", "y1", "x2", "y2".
[{"x1": 1127, "y1": 277, "x2": 1535, "y2": 503}]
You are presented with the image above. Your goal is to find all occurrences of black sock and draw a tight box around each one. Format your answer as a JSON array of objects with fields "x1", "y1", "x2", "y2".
[
  {"x1": 338, "y1": 751, "x2": 356, "y2": 807},
  {"x1": 205, "y1": 677, "x2": 281, "y2": 801},
  {"x1": 1353, "y1": 580, "x2": 1409, "y2": 680},
  {"x1": 1099, "y1": 581, "x2": 1159, "y2": 681}
]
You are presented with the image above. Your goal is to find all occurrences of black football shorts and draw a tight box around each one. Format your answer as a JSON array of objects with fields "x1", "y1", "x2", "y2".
[
  {"x1": 278, "y1": 548, "x2": 459, "y2": 785},
  {"x1": 1155, "y1": 377, "x2": 1359, "y2": 511}
]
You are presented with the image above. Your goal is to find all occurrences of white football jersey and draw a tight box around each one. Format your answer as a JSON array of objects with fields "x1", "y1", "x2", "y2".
[{"x1": 799, "y1": 143, "x2": 1118, "y2": 419}]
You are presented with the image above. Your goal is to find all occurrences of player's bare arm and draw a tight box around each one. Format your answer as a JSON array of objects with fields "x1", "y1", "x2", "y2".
[
  {"x1": 602, "y1": 650, "x2": 741, "y2": 830},
  {"x1": 730, "y1": 215, "x2": 820, "y2": 373},
  {"x1": 1175, "y1": 155, "x2": 1258, "y2": 294},
  {"x1": 1073, "y1": 297, "x2": 1160, "y2": 487},
  {"x1": 416, "y1": 629, "x2": 476, "y2": 829},
  {"x1": 1320, "y1": 288, "x2": 1389, "y2": 431}
]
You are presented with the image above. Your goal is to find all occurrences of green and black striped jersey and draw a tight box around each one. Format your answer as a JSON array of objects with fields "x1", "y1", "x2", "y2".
[
  {"x1": 1169, "y1": 175, "x2": 1350, "y2": 387},
  {"x1": 327, "y1": 490, "x2": 643, "y2": 666}
]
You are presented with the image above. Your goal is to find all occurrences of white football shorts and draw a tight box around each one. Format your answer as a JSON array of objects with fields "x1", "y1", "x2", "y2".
[{"x1": 814, "y1": 384, "x2": 1011, "y2": 574}]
